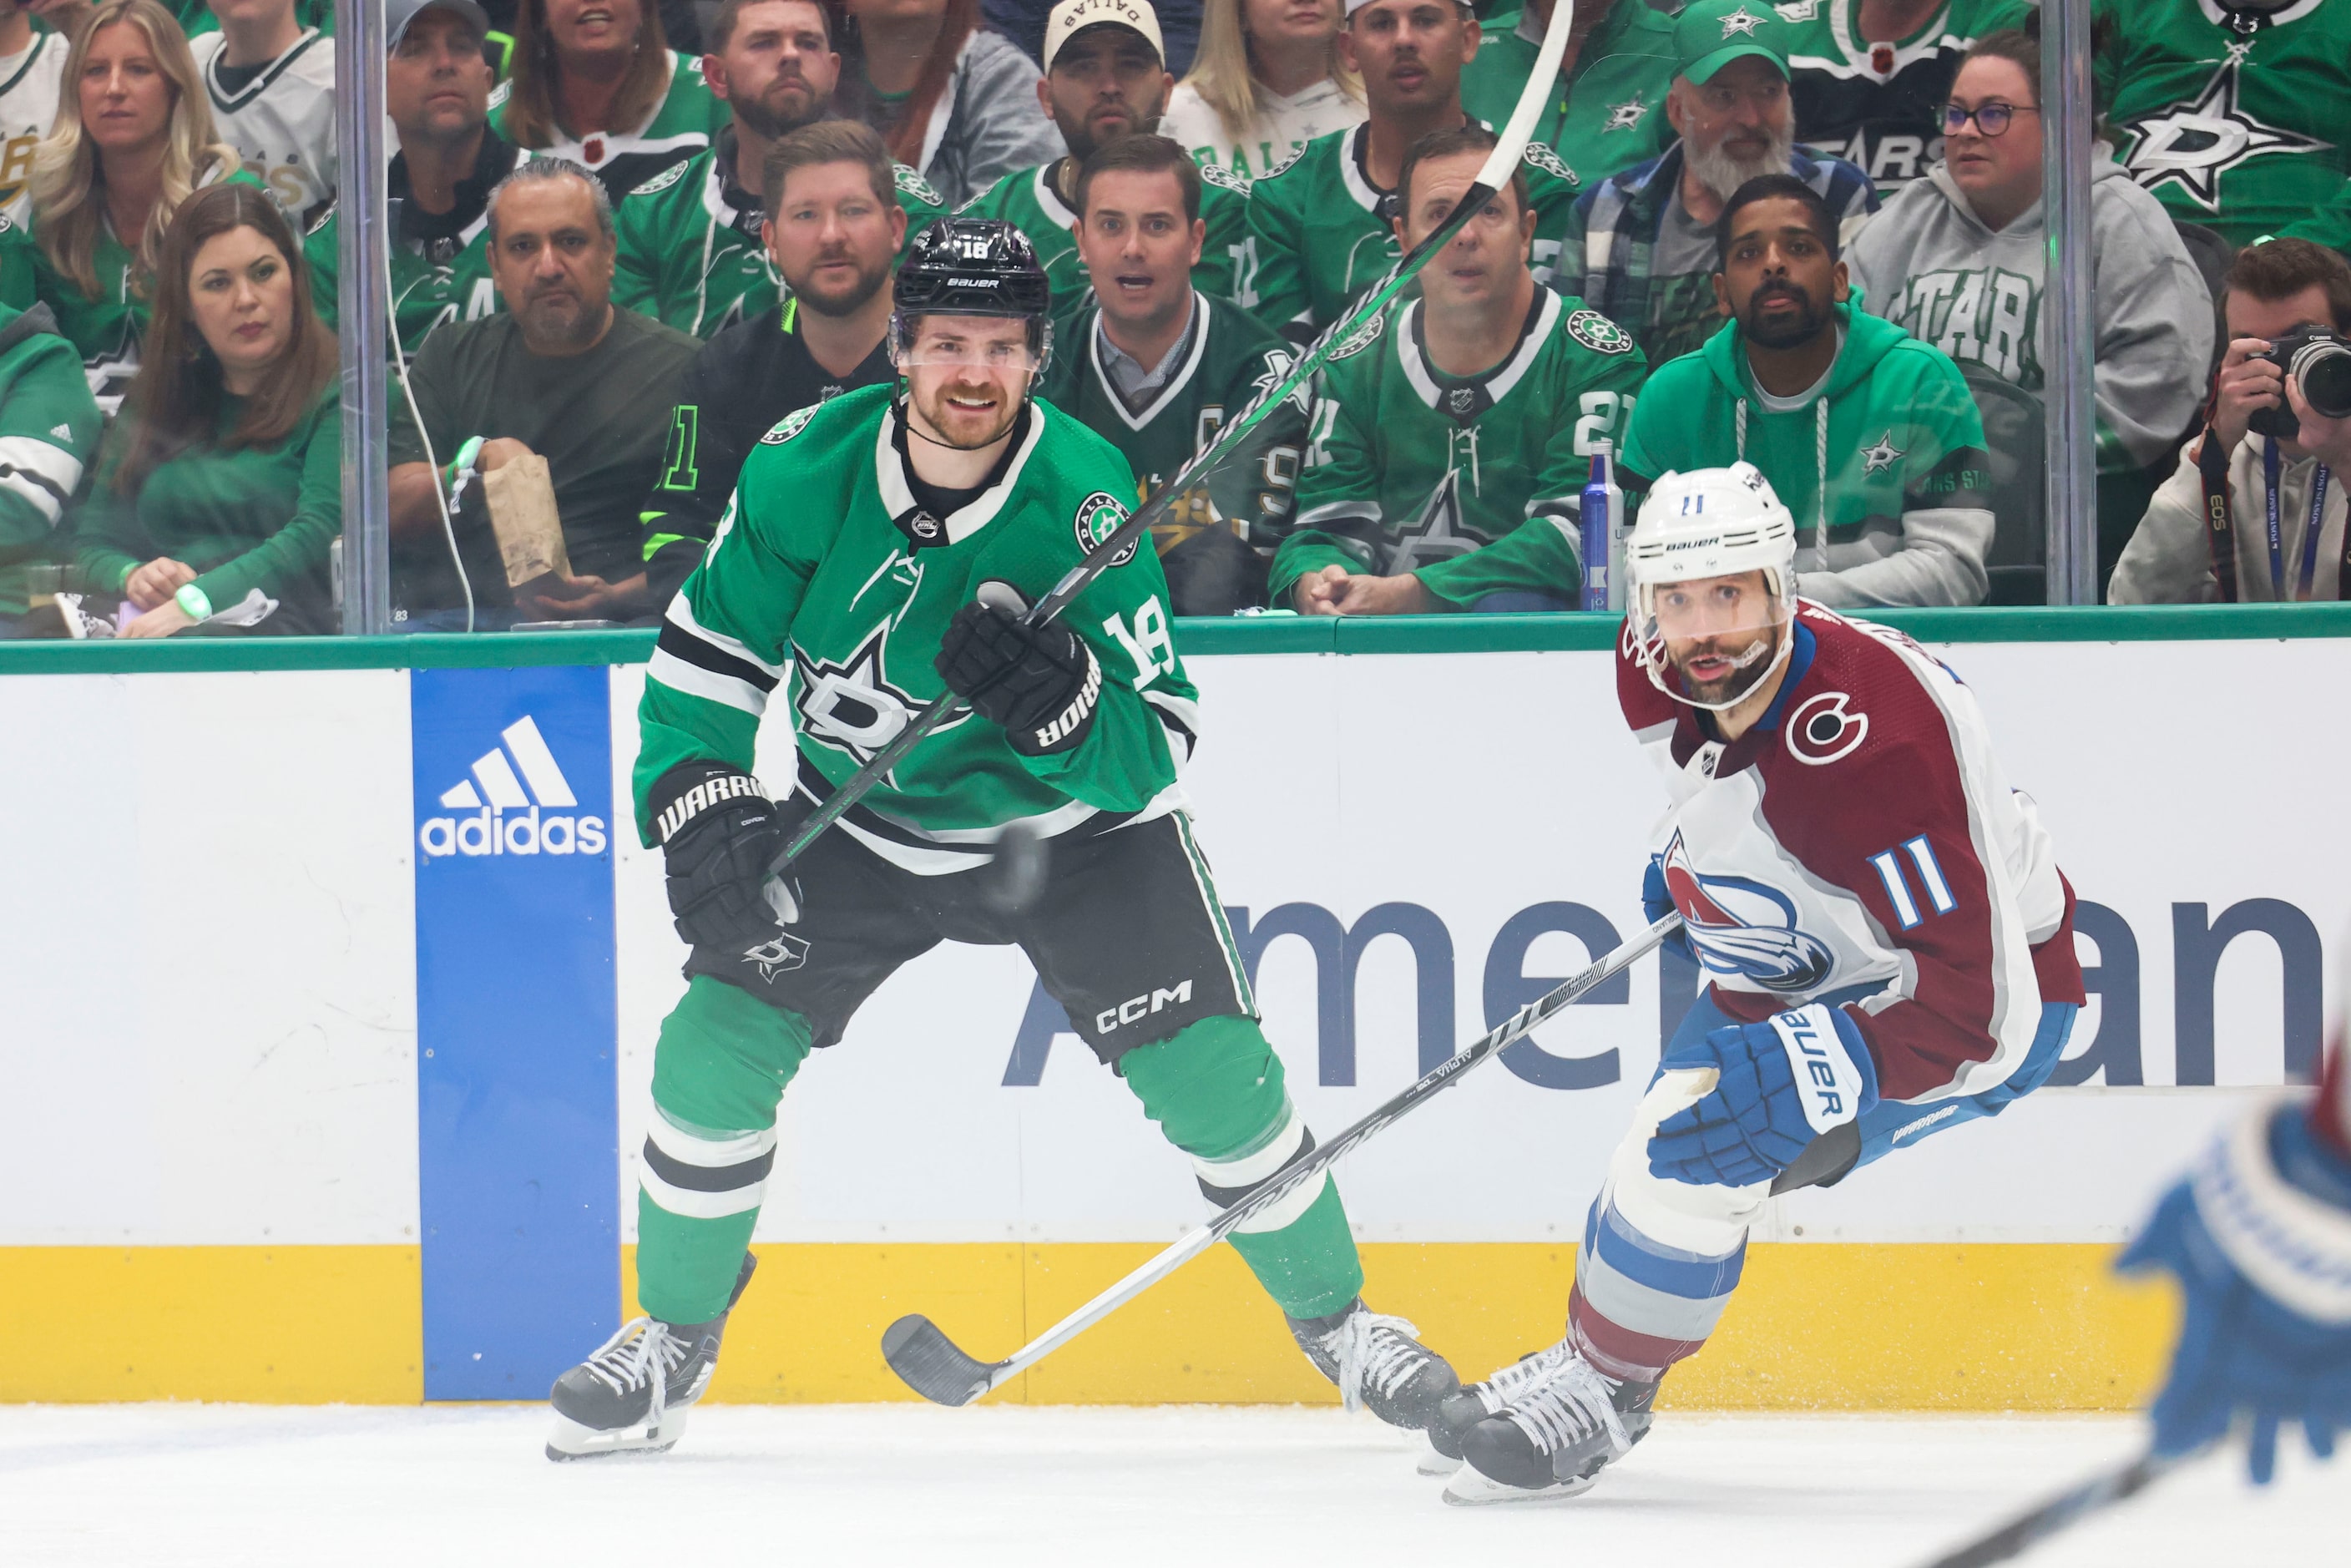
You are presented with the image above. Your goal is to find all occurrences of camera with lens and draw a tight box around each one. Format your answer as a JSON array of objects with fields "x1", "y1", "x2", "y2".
[{"x1": 2249, "y1": 325, "x2": 2351, "y2": 441}]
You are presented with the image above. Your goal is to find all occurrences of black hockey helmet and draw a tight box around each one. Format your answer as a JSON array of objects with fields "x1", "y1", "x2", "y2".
[{"x1": 891, "y1": 217, "x2": 1054, "y2": 376}]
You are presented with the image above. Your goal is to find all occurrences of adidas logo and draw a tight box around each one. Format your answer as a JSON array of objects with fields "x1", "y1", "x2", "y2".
[
  {"x1": 417, "y1": 715, "x2": 609, "y2": 860},
  {"x1": 49, "y1": 423, "x2": 69, "y2": 439}
]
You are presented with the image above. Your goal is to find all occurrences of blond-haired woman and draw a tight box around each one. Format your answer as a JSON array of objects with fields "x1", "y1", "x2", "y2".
[
  {"x1": 1160, "y1": 0, "x2": 1360, "y2": 179},
  {"x1": 0, "y1": 0, "x2": 259, "y2": 415},
  {"x1": 489, "y1": 0, "x2": 726, "y2": 200}
]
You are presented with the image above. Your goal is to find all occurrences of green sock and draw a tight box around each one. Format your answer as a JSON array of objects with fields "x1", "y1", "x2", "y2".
[
  {"x1": 1120, "y1": 1015, "x2": 1366, "y2": 1319},
  {"x1": 635, "y1": 975, "x2": 811, "y2": 1324}
]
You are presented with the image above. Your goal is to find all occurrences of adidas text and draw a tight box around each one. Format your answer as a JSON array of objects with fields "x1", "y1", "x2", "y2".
[{"x1": 417, "y1": 715, "x2": 609, "y2": 861}]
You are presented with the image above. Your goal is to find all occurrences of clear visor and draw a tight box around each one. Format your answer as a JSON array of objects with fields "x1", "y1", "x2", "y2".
[
  {"x1": 1644, "y1": 573, "x2": 1787, "y2": 645},
  {"x1": 891, "y1": 312, "x2": 1048, "y2": 373}
]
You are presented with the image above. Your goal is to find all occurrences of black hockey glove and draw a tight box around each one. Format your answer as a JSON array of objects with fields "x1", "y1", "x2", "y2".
[
  {"x1": 934, "y1": 584, "x2": 1102, "y2": 757},
  {"x1": 647, "y1": 761, "x2": 791, "y2": 951}
]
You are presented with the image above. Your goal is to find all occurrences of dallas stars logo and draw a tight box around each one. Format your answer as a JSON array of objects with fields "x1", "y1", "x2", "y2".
[
  {"x1": 1252, "y1": 347, "x2": 1314, "y2": 417},
  {"x1": 1074, "y1": 489, "x2": 1139, "y2": 567},
  {"x1": 1718, "y1": 5, "x2": 1766, "y2": 37},
  {"x1": 2121, "y1": 63, "x2": 2330, "y2": 213},
  {"x1": 1603, "y1": 94, "x2": 1650, "y2": 134},
  {"x1": 795, "y1": 625, "x2": 924, "y2": 762},
  {"x1": 1859, "y1": 431, "x2": 1905, "y2": 474}
]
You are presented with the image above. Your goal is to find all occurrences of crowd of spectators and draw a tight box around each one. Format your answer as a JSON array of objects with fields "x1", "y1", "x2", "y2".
[{"x1": 1, "y1": 0, "x2": 2349, "y2": 637}]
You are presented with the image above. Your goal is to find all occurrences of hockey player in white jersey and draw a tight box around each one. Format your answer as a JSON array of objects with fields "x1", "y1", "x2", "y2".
[{"x1": 1431, "y1": 463, "x2": 2088, "y2": 1503}]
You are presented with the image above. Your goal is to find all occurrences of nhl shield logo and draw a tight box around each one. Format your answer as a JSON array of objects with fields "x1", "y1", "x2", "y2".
[
  {"x1": 1074, "y1": 491, "x2": 1138, "y2": 567},
  {"x1": 1447, "y1": 387, "x2": 1478, "y2": 416}
]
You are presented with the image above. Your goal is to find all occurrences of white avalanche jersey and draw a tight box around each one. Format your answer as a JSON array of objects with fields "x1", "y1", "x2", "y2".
[
  {"x1": 1620, "y1": 601, "x2": 2084, "y2": 1103},
  {"x1": 190, "y1": 28, "x2": 338, "y2": 225},
  {"x1": 0, "y1": 32, "x2": 62, "y2": 221}
]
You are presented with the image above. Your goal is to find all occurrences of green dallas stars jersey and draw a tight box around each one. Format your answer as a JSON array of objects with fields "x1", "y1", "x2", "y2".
[
  {"x1": 2095, "y1": 0, "x2": 2351, "y2": 248},
  {"x1": 614, "y1": 134, "x2": 950, "y2": 338},
  {"x1": 1241, "y1": 120, "x2": 1582, "y2": 336},
  {"x1": 1460, "y1": 4, "x2": 1678, "y2": 190},
  {"x1": 955, "y1": 155, "x2": 1251, "y2": 326},
  {"x1": 638, "y1": 384, "x2": 1200, "y2": 863},
  {"x1": 0, "y1": 165, "x2": 265, "y2": 415},
  {"x1": 1039, "y1": 291, "x2": 1307, "y2": 607},
  {"x1": 1272, "y1": 289, "x2": 1644, "y2": 607}
]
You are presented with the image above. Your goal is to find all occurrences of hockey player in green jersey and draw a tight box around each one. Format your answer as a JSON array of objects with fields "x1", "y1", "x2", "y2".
[
  {"x1": 546, "y1": 217, "x2": 1461, "y2": 1460},
  {"x1": 1244, "y1": 0, "x2": 1580, "y2": 338},
  {"x1": 1620, "y1": 175, "x2": 1994, "y2": 606},
  {"x1": 1039, "y1": 134, "x2": 1306, "y2": 612},
  {"x1": 959, "y1": 0, "x2": 1251, "y2": 327},
  {"x1": 1460, "y1": 0, "x2": 1678, "y2": 190},
  {"x1": 1273, "y1": 126, "x2": 1643, "y2": 613},
  {"x1": 2095, "y1": 0, "x2": 2351, "y2": 249},
  {"x1": 611, "y1": 0, "x2": 947, "y2": 336},
  {"x1": 307, "y1": 0, "x2": 520, "y2": 354}
]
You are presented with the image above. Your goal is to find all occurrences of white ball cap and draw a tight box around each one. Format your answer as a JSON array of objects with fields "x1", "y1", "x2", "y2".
[
  {"x1": 1044, "y1": 0, "x2": 1165, "y2": 69},
  {"x1": 1627, "y1": 462, "x2": 1797, "y2": 589}
]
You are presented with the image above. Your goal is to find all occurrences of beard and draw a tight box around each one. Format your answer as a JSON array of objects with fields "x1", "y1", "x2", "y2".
[
  {"x1": 909, "y1": 373, "x2": 1023, "y2": 452},
  {"x1": 1738, "y1": 277, "x2": 1830, "y2": 349},
  {"x1": 791, "y1": 248, "x2": 893, "y2": 319},
  {"x1": 1686, "y1": 117, "x2": 1797, "y2": 206},
  {"x1": 731, "y1": 76, "x2": 825, "y2": 142},
  {"x1": 516, "y1": 288, "x2": 608, "y2": 352},
  {"x1": 1668, "y1": 627, "x2": 1779, "y2": 706}
]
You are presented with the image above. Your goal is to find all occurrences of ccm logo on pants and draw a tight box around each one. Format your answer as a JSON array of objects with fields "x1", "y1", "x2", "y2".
[{"x1": 1098, "y1": 981, "x2": 1194, "y2": 1034}]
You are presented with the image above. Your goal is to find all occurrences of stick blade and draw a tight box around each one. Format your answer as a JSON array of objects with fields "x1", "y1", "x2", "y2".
[{"x1": 882, "y1": 1314, "x2": 1004, "y2": 1407}]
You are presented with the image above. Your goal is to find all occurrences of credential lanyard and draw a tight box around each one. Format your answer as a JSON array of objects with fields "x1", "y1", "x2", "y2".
[{"x1": 2263, "y1": 438, "x2": 2331, "y2": 601}]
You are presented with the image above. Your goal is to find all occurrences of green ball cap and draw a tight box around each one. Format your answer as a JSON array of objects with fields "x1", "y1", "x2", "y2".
[{"x1": 1674, "y1": 0, "x2": 1791, "y2": 85}]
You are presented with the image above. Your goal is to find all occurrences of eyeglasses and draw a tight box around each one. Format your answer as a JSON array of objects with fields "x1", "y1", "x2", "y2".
[{"x1": 1942, "y1": 101, "x2": 2039, "y2": 137}]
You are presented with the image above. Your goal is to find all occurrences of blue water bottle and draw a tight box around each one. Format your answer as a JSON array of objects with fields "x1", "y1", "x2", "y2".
[{"x1": 1580, "y1": 441, "x2": 1617, "y2": 612}]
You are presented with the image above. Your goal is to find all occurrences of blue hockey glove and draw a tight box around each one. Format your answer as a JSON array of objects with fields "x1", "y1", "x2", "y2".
[
  {"x1": 1642, "y1": 854, "x2": 1695, "y2": 961},
  {"x1": 1649, "y1": 1003, "x2": 1879, "y2": 1187},
  {"x1": 2118, "y1": 1105, "x2": 2351, "y2": 1484}
]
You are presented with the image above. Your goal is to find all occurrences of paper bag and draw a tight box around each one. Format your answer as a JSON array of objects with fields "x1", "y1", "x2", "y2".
[{"x1": 481, "y1": 453, "x2": 573, "y2": 587}]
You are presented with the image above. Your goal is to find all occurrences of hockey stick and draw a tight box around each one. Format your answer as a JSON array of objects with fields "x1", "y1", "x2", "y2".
[
  {"x1": 880, "y1": 908, "x2": 1683, "y2": 1406},
  {"x1": 759, "y1": 0, "x2": 1581, "y2": 888},
  {"x1": 1917, "y1": 1449, "x2": 2179, "y2": 1568}
]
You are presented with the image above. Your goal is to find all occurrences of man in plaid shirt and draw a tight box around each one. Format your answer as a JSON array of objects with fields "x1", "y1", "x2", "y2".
[{"x1": 1556, "y1": 0, "x2": 1875, "y2": 369}]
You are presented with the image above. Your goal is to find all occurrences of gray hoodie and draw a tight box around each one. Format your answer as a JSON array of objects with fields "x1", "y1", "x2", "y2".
[
  {"x1": 1846, "y1": 151, "x2": 2213, "y2": 472},
  {"x1": 837, "y1": 31, "x2": 1068, "y2": 210}
]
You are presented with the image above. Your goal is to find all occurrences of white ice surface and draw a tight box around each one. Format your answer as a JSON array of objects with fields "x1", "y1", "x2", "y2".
[{"x1": 3, "y1": 1404, "x2": 2341, "y2": 1566}]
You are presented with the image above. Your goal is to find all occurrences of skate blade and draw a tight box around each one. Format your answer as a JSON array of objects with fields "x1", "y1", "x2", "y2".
[
  {"x1": 1440, "y1": 1467, "x2": 1599, "y2": 1506},
  {"x1": 1416, "y1": 1433, "x2": 1464, "y2": 1477},
  {"x1": 544, "y1": 1407, "x2": 689, "y2": 1462}
]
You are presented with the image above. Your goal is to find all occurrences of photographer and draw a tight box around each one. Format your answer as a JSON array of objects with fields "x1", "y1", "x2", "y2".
[{"x1": 2111, "y1": 239, "x2": 2351, "y2": 604}]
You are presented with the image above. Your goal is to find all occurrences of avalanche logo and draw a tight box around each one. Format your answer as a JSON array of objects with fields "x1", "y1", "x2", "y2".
[
  {"x1": 1660, "y1": 831, "x2": 1833, "y2": 993},
  {"x1": 418, "y1": 715, "x2": 609, "y2": 860}
]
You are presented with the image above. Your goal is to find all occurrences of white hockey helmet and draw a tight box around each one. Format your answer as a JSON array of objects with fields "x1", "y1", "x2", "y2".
[{"x1": 1628, "y1": 463, "x2": 1799, "y2": 712}]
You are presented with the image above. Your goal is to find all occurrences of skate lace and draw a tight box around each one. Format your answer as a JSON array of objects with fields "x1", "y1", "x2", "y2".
[
  {"x1": 1504, "y1": 1352, "x2": 1629, "y2": 1461},
  {"x1": 1322, "y1": 1310, "x2": 1430, "y2": 1414},
  {"x1": 580, "y1": 1317, "x2": 691, "y2": 1403},
  {"x1": 1474, "y1": 1341, "x2": 1575, "y2": 1415}
]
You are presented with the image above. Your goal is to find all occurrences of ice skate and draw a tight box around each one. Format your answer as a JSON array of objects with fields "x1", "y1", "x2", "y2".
[
  {"x1": 545, "y1": 1254, "x2": 756, "y2": 1461},
  {"x1": 1288, "y1": 1298, "x2": 1460, "y2": 1432},
  {"x1": 1415, "y1": 1339, "x2": 1579, "y2": 1475},
  {"x1": 1442, "y1": 1340, "x2": 1658, "y2": 1505}
]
